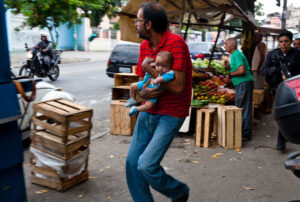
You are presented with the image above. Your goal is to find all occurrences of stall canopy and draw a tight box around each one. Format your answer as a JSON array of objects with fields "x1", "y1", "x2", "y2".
[{"x1": 119, "y1": 0, "x2": 256, "y2": 43}]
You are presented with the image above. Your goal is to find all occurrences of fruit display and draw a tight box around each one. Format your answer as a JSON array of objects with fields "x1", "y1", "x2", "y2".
[
  {"x1": 192, "y1": 59, "x2": 230, "y2": 76},
  {"x1": 192, "y1": 76, "x2": 234, "y2": 105},
  {"x1": 191, "y1": 99, "x2": 209, "y2": 107}
]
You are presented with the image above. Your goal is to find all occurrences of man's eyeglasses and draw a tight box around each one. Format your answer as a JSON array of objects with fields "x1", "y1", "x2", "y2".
[{"x1": 134, "y1": 19, "x2": 147, "y2": 24}]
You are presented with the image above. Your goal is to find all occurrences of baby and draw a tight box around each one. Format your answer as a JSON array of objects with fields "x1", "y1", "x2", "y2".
[{"x1": 125, "y1": 50, "x2": 174, "y2": 116}]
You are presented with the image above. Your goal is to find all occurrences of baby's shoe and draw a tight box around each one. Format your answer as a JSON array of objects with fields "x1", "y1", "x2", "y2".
[
  {"x1": 125, "y1": 98, "x2": 138, "y2": 108},
  {"x1": 128, "y1": 106, "x2": 138, "y2": 116}
]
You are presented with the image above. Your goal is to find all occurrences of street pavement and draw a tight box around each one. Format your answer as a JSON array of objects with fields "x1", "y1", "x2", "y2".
[{"x1": 11, "y1": 51, "x2": 300, "y2": 202}]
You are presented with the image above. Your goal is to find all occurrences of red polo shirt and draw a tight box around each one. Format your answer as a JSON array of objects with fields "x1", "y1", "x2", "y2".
[{"x1": 136, "y1": 31, "x2": 192, "y2": 118}]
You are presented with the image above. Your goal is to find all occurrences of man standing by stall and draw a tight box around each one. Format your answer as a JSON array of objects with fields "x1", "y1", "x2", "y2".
[
  {"x1": 262, "y1": 31, "x2": 300, "y2": 151},
  {"x1": 224, "y1": 38, "x2": 254, "y2": 141},
  {"x1": 126, "y1": 2, "x2": 192, "y2": 202}
]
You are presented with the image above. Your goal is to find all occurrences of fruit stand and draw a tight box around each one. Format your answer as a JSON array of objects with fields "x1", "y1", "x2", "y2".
[{"x1": 191, "y1": 59, "x2": 235, "y2": 107}]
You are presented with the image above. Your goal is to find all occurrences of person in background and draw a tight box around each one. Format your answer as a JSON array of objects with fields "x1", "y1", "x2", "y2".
[
  {"x1": 251, "y1": 32, "x2": 271, "y2": 114},
  {"x1": 36, "y1": 32, "x2": 52, "y2": 68},
  {"x1": 293, "y1": 38, "x2": 300, "y2": 49},
  {"x1": 262, "y1": 31, "x2": 300, "y2": 151},
  {"x1": 224, "y1": 38, "x2": 254, "y2": 141},
  {"x1": 126, "y1": 2, "x2": 192, "y2": 202}
]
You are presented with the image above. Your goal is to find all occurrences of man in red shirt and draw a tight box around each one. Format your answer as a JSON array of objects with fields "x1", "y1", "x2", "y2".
[{"x1": 125, "y1": 2, "x2": 192, "y2": 202}]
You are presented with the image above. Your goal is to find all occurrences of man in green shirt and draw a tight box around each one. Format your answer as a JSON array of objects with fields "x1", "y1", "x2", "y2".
[{"x1": 224, "y1": 38, "x2": 254, "y2": 141}]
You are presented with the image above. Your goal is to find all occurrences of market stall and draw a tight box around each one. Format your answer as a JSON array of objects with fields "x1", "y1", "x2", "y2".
[{"x1": 116, "y1": 0, "x2": 257, "y2": 149}]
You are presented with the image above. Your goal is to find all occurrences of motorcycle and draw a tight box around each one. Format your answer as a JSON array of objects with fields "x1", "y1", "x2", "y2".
[{"x1": 19, "y1": 43, "x2": 62, "y2": 81}]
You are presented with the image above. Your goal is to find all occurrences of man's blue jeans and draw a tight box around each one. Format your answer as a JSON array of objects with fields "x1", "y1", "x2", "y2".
[
  {"x1": 234, "y1": 81, "x2": 254, "y2": 139},
  {"x1": 126, "y1": 112, "x2": 189, "y2": 202}
]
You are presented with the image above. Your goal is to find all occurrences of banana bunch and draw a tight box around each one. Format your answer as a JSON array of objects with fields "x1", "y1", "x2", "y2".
[{"x1": 241, "y1": 30, "x2": 253, "y2": 52}]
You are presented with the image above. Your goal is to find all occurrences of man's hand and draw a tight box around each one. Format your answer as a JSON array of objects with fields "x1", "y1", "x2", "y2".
[
  {"x1": 223, "y1": 60, "x2": 230, "y2": 69},
  {"x1": 142, "y1": 57, "x2": 155, "y2": 69},
  {"x1": 142, "y1": 57, "x2": 158, "y2": 78},
  {"x1": 281, "y1": 70, "x2": 287, "y2": 80},
  {"x1": 138, "y1": 79, "x2": 162, "y2": 99}
]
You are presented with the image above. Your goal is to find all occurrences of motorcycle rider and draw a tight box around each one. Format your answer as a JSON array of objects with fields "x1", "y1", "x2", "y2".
[
  {"x1": 262, "y1": 30, "x2": 300, "y2": 152},
  {"x1": 35, "y1": 32, "x2": 52, "y2": 72}
]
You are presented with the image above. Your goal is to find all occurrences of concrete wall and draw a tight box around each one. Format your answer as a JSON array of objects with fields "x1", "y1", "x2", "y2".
[
  {"x1": 6, "y1": 11, "x2": 42, "y2": 51},
  {"x1": 6, "y1": 10, "x2": 88, "y2": 51},
  {"x1": 56, "y1": 24, "x2": 74, "y2": 50}
]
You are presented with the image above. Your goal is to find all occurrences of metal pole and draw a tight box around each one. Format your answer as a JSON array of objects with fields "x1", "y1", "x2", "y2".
[
  {"x1": 0, "y1": 0, "x2": 27, "y2": 201},
  {"x1": 208, "y1": 13, "x2": 225, "y2": 68},
  {"x1": 74, "y1": 23, "x2": 78, "y2": 51},
  {"x1": 0, "y1": 0, "x2": 11, "y2": 84},
  {"x1": 281, "y1": 0, "x2": 287, "y2": 29},
  {"x1": 178, "y1": 0, "x2": 185, "y2": 35}
]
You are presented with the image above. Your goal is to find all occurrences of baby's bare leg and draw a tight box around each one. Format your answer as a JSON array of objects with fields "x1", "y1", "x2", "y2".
[
  {"x1": 137, "y1": 100, "x2": 154, "y2": 112},
  {"x1": 130, "y1": 82, "x2": 139, "y2": 99}
]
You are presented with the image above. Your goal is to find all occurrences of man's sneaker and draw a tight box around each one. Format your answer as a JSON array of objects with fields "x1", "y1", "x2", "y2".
[
  {"x1": 125, "y1": 98, "x2": 138, "y2": 108},
  {"x1": 128, "y1": 106, "x2": 138, "y2": 116}
]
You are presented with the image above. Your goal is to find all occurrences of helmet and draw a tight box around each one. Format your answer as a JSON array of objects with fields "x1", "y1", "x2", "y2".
[{"x1": 40, "y1": 32, "x2": 48, "y2": 39}]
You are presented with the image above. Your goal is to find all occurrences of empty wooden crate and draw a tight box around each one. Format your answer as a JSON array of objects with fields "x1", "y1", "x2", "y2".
[
  {"x1": 114, "y1": 73, "x2": 139, "y2": 86},
  {"x1": 32, "y1": 99, "x2": 93, "y2": 144},
  {"x1": 110, "y1": 100, "x2": 137, "y2": 136},
  {"x1": 217, "y1": 106, "x2": 243, "y2": 149},
  {"x1": 194, "y1": 108, "x2": 216, "y2": 148}
]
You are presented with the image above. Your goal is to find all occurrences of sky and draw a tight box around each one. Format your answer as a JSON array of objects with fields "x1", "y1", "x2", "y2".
[{"x1": 256, "y1": 0, "x2": 300, "y2": 18}]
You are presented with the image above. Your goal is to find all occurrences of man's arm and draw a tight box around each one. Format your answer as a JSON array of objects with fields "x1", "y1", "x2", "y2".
[
  {"x1": 229, "y1": 65, "x2": 245, "y2": 77},
  {"x1": 163, "y1": 70, "x2": 185, "y2": 95},
  {"x1": 257, "y1": 43, "x2": 266, "y2": 72}
]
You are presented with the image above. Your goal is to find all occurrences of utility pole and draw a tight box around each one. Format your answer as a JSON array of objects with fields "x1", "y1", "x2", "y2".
[
  {"x1": 74, "y1": 23, "x2": 78, "y2": 51},
  {"x1": 281, "y1": 0, "x2": 287, "y2": 29}
]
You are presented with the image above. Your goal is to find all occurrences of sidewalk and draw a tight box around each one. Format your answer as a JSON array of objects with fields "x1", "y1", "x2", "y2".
[
  {"x1": 9, "y1": 51, "x2": 110, "y2": 68},
  {"x1": 23, "y1": 111, "x2": 300, "y2": 202}
]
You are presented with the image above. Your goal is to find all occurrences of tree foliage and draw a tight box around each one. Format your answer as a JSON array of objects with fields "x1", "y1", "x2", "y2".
[
  {"x1": 4, "y1": 0, "x2": 121, "y2": 46},
  {"x1": 80, "y1": 0, "x2": 122, "y2": 27},
  {"x1": 254, "y1": 2, "x2": 264, "y2": 17}
]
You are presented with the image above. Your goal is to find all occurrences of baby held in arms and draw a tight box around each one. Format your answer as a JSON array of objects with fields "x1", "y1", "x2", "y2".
[{"x1": 125, "y1": 50, "x2": 174, "y2": 116}]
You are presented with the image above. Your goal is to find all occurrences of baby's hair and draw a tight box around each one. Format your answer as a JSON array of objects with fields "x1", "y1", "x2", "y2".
[{"x1": 157, "y1": 50, "x2": 173, "y2": 66}]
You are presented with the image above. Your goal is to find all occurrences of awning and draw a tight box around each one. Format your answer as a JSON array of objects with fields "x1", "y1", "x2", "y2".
[{"x1": 119, "y1": 0, "x2": 256, "y2": 43}]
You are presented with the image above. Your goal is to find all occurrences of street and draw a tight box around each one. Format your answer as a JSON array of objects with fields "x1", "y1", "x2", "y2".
[
  {"x1": 53, "y1": 56, "x2": 113, "y2": 137},
  {"x1": 17, "y1": 53, "x2": 300, "y2": 202}
]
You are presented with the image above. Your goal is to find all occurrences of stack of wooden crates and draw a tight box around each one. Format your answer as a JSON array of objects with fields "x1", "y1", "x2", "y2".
[
  {"x1": 30, "y1": 98, "x2": 93, "y2": 191},
  {"x1": 110, "y1": 73, "x2": 140, "y2": 136},
  {"x1": 194, "y1": 105, "x2": 243, "y2": 149}
]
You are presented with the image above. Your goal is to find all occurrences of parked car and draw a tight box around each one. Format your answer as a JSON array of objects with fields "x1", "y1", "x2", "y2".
[
  {"x1": 11, "y1": 68, "x2": 75, "y2": 147},
  {"x1": 106, "y1": 42, "x2": 140, "y2": 78},
  {"x1": 188, "y1": 42, "x2": 225, "y2": 60}
]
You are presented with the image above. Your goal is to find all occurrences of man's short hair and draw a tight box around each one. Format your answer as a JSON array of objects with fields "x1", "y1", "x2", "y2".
[
  {"x1": 227, "y1": 38, "x2": 238, "y2": 49},
  {"x1": 139, "y1": 2, "x2": 168, "y2": 34},
  {"x1": 279, "y1": 30, "x2": 293, "y2": 41},
  {"x1": 294, "y1": 38, "x2": 300, "y2": 41}
]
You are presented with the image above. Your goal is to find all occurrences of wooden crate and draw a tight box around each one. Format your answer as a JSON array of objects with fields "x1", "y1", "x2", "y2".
[
  {"x1": 114, "y1": 73, "x2": 139, "y2": 86},
  {"x1": 253, "y1": 89, "x2": 264, "y2": 108},
  {"x1": 194, "y1": 108, "x2": 215, "y2": 148},
  {"x1": 32, "y1": 99, "x2": 93, "y2": 144},
  {"x1": 217, "y1": 106, "x2": 243, "y2": 149},
  {"x1": 110, "y1": 100, "x2": 137, "y2": 136},
  {"x1": 30, "y1": 154, "x2": 88, "y2": 192},
  {"x1": 112, "y1": 86, "x2": 130, "y2": 101},
  {"x1": 31, "y1": 130, "x2": 90, "y2": 160},
  {"x1": 112, "y1": 86, "x2": 143, "y2": 102}
]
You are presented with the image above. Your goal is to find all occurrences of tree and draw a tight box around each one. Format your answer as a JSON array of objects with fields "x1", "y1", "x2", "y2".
[
  {"x1": 254, "y1": 2, "x2": 264, "y2": 17},
  {"x1": 4, "y1": 0, "x2": 120, "y2": 47},
  {"x1": 80, "y1": 0, "x2": 122, "y2": 27}
]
